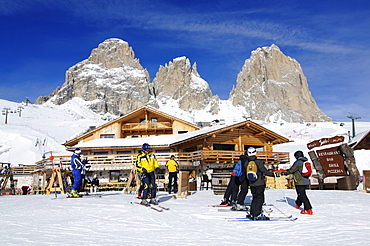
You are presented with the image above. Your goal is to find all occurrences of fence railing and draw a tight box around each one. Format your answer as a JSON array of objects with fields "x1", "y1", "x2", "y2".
[{"x1": 35, "y1": 151, "x2": 290, "y2": 171}]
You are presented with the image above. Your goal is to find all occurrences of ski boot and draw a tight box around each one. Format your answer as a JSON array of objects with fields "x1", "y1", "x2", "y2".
[
  {"x1": 149, "y1": 198, "x2": 159, "y2": 205},
  {"x1": 68, "y1": 190, "x2": 81, "y2": 198},
  {"x1": 140, "y1": 199, "x2": 150, "y2": 206},
  {"x1": 300, "y1": 209, "x2": 313, "y2": 215}
]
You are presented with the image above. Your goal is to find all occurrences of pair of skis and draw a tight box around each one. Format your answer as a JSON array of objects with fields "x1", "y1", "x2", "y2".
[
  {"x1": 227, "y1": 215, "x2": 297, "y2": 222},
  {"x1": 132, "y1": 202, "x2": 170, "y2": 212},
  {"x1": 210, "y1": 203, "x2": 297, "y2": 222}
]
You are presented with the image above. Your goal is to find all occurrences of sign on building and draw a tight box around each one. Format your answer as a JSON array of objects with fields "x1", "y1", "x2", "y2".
[{"x1": 316, "y1": 146, "x2": 346, "y2": 176}]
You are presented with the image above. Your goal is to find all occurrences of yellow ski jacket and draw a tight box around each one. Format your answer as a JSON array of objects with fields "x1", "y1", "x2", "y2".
[
  {"x1": 136, "y1": 151, "x2": 159, "y2": 173},
  {"x1": 166, "y1": 159, "x2": 179, "y2": 173}
]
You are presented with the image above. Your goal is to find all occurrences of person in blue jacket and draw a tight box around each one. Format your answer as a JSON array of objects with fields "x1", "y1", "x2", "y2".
[
  {"x1": 70, "y1": 148, "x2": 87, "y2": 197},
  {"x1": 282, "y1": 150, "x2": 313, "y2": 215}
]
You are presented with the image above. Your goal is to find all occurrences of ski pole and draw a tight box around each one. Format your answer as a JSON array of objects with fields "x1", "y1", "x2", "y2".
[{"x1": 274, "y1": 172, "x2": 289, "y2": 206}]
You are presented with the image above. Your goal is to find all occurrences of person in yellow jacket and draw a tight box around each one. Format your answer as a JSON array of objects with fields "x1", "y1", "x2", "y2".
[
  {"x1": 166, "y1": 155, "x2": 179, "y2": 194},
  {"x1": 136, "y1": 143, "x2": 160, "y2": 205}
]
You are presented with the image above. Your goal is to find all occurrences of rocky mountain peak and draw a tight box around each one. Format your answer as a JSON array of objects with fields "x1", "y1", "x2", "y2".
[
  {"x1": 152, "y1": 56, "x2": 219, "y2": 112},
  {"x1": 36, "y1": 38, "x2": 151, "y2": 115},
  {"x1": 229, "y1": 44, "x2": 330, "y2": 122},
  {"x1": 86, "y1": 38, "x2": 143, "y2": 69}
]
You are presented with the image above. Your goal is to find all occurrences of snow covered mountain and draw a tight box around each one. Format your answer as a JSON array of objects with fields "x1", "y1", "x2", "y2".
[
  {"x1": 36, "y1": 38, "x2": 330, "y2": 123},
  {"x1": 1, "y1": 98, "x2": 369, "y2": 172}
]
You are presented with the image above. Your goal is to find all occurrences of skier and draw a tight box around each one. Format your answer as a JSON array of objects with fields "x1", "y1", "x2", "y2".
[
  {"x1": 282, "y1": 150, "x2": 313, "y2": 215},
  {"x1": 246, "y1": 147, "x2": 274, "y2": 220},
  {"x1": 165, "y1": 155, "x2": 179, "y2": 194},
  {"x1": 70, "y1": 148, "x2": 87, "y2": 197},
  {"x1": 220, "y1": 162, "x2": 239, "y2": 206},
  {"x1": 136, "y1": 143, "x2": 160, "y2": 205},
  {"x1": 233, "y1": 153, "x2": 249, "y2": 210}
]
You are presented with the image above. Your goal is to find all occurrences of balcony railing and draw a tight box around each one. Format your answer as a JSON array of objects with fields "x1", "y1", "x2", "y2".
[
  {"x1": 122, "y1": 122, "x2": 172, "y2": 131},
  {"x1": 36, "y1": 151, "x2": 290, "y2": 171}
]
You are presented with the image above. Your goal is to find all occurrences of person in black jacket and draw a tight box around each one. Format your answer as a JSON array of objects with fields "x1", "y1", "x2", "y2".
[
  {"x1": 246, "y1": 147, "x2": 274, "y2": 220},
  {"x1": 233, "y1": 154, "x2": 249, "y2": 210}
]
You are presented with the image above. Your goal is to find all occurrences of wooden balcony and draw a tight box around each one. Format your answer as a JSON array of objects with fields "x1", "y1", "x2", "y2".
[
  {"x1": 36, "y1": 151, "x2": 290, "y2": 171},
  {"x1": 122, "y1": 122, "x2": 172, "y2": 132}
]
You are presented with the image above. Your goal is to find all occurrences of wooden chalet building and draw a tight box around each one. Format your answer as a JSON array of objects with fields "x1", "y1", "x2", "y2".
[
  {"x1": 36, "y1": 106, "x2": 291, "y2": 192},
  {"x1": 349, "y1": 130, "x2": 370, "y2": 150}
]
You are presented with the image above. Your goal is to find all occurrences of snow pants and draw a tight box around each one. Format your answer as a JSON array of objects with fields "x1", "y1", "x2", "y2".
[
  {"x1": 223, "y1": 175, "x2": 239, "y2": 203},
  {"x1": 236, "y1": 177, "x2": 249, "y2": 205},
  {"x1": 295, "y1": 185, "x2": 312, "y2": 210},
  {"x1": 141, "y1": 171, "x2": 157, "y2": 199},
  {"x1": 250, "y1": 184, "x2": 266, "y2": 217},
  {"x1": 72, "y1": 169, "x2": 82, "y2": 191},
  {"x1": 168, "y1": 172, "x2": 178, "y2": 193}
]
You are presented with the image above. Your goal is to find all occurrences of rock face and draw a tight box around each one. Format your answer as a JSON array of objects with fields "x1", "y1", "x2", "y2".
[
  {"x1": 152, "y1": 57, "x2": 220, "y2": 113},
  {"x1": 229, "y1": 45, "x2": 331, "y2": 122},
  {"x1": 36, "y1": 39, "x2": 331, "y2": 122},
  {"x1": 36, "y1": 38, "x2": 151, "y2": 115}
]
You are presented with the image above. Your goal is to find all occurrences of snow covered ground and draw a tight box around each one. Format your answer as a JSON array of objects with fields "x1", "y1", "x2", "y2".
[
  {"x1": 1, "y1": 98, "x2": 370, "y2": 245},
  {"x1": 1, "y1": 189, "x2": 370, "y2": 246}
]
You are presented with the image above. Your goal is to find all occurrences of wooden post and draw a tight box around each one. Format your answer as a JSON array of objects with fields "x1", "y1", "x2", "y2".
[
  {"x1": 308, "y1": 150, "x2": 326, "y2": 183},
  {"x1": 339, "y1": 143, "x2": 360, "y2": 186},
  {"x1": 174, "y1": 171, "x2": 189, "y2": 198}
]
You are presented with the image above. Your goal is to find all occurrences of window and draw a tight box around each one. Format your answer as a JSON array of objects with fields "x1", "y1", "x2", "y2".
[
  {"x1": 178, "y1": 131, "x2": 188, "y2": 134},
  {"x1": 94, "y1": 152, "x2": 109, "y2": 155},
  {"x1": 94, "y1": 152, "x2": 108, "y2": 158},
  {"x1": 213, "y1": 144, "x2": 235, "y2": 151},
  {"x1": 140, "y1": 118, "x2": 146, "y2": 123},
  {"x1": 100, "y1": 134, "x2": 114, "y2": 138},
  {"x1": 117, "y1": 151, "x2": 131, "y2": 155},
  {"x1": 151, "y1": 118, "x2": 158, "y2": 122},
  {"x1": 110, "y1": 171, "x2": 120, "y2": 182}
]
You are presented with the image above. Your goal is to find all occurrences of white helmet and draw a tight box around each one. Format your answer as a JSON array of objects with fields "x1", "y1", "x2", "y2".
[{"x1": 247, "y1": 147, "x2": 256, "y2": 156}]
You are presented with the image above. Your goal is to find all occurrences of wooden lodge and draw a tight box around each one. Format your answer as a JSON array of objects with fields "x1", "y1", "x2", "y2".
[{"x1": 35, "y1": 106, "x2": 291, "y2": 193}]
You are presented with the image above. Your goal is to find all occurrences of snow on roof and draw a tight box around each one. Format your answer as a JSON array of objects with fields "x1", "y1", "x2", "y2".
[{"x1": 350, "y1": 130, "x2": 370, "y2": 147}]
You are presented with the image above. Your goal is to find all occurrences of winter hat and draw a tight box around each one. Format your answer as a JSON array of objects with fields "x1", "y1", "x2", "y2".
[
  {"x1": 247, "y1": 147, "x2": 256, "y2": 156},
  {"x1": 294, "y1": 150, "x2": 303, "y2": 159},
  {"x1": 75, "y1": 148, "x2": 81, "y2": 154}
]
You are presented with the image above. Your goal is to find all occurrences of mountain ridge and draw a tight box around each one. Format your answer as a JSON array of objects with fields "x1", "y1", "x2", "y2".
[{"x1": 36, "y1": 38, "x2": 330, "y2": 123}]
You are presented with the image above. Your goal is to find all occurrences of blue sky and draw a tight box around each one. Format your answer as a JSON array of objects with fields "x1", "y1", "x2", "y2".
[{"x1": 0, "y1": 0, "x2": 369, "y2": 122}]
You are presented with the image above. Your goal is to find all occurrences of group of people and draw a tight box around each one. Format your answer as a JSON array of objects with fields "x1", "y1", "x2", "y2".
[
  {"x1": 221, "y1": 147, "x2": 313, "y2": 220},
  {"x1": 69, "y1": 144, "x2": 312, "y2": 218}
]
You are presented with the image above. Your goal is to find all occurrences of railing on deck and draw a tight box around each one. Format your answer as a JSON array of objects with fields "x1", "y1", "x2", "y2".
[
  {"x1": 36, "y1": 151, "x2": 290, "y2": 170},
  {"x1": 122, "y1": 122, "x2": 172, "y2": 131}
]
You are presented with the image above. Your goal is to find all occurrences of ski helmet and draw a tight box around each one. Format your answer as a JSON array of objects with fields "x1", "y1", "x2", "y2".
[
  {"x1": 142, "y1": 143, "x2": 151, "y2": 150},
  {"x1": 247, "y1": 147, "x2": 256, "y2": 156}
]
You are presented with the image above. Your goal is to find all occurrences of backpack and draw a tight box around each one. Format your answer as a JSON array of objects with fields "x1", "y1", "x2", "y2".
[
  {"x1": 233, "y1": 160, "x2": 243, "y2": 177},
  {"x1": 246, "y1": 160, "x2": 260, "y2": 182},
  {"x1": 302, "y1": 162, "x2": 312, "y2": 178}
]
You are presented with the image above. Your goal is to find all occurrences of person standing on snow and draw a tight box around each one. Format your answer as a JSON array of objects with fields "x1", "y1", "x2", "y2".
[
  {"x1": 70, "y1": 148, "x2": 87, "y2": 197},
  {"x1": 282, "y1": 150, "x2": 313, "y2": 215},
  {"x1": 136, "y1": 143, "x2": 160, "y2": 205},
  {"x1": 246, "y1": 147, "x2": 274, "y2": 220},
  {"x1": 220, "y1": 161, "x2": 240, "y2": 206},
  {"x1": 233, "y1": 153, "x2": 250, "y2": 210},
  {"x1": 90, "y1": 174, "x2": 99, "y2": 193},
  {"x1": 165, "y1": 155, "x2": 179, "y2": 194}
]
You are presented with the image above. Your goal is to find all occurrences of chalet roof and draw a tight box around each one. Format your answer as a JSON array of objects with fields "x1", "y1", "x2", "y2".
[
  {"x1": 63, "y1": 105, "x2": 200, "y2": 146},
  {"x1": 349, "y1": 130, "x2": 370, "y2": 149},
  {"x1": 69, "y1": 120, "x2": 290, "y2": 150}
]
